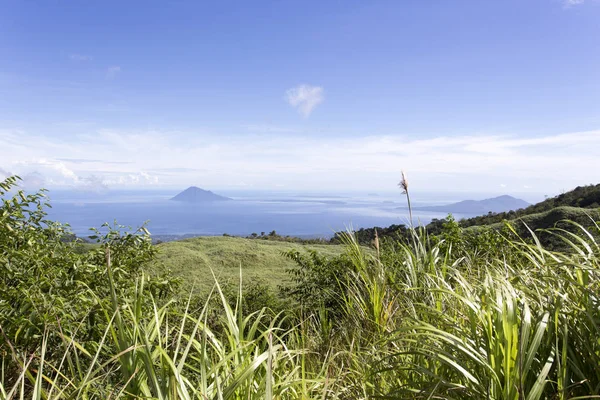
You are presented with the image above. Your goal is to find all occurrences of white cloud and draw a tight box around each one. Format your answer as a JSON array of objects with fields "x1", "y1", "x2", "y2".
[
  {"x1": 104, "y1": 172, "x2": 159, "y2": 186},
  {"x1": 69, "y1": 54, "x2": 92, "y2": 61},
  {"x1": 12, "y1": 159, "x2": 79, "y2": 184},
  {"x1": 106, "y1": 66, "x2": 121, "y2": 78},
  {"x1": 241, "y1": 124, "x2": 303, "y2": 133},
  {"x1": 563, "y1": 0, "x2": 585, "y2": 7},
  {"x1": 2, "y1": 154, "x2": 157, "y2": 191},
  {"x1": 1, "y1": 128, "x2": 599, "y2": 193},
  {"x1": 78, "y1": 175, "x2": 108, "y2": 193},
  {"x1": 285, "y1": 84, "x2": 324, "y2": 117}
]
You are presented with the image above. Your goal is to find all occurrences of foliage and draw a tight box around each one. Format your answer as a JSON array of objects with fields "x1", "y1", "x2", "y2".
[
  {"x1": 280, "y1": 249, "x2": 353, "y2": 318},
  {"x1": 3, "y1": 175, "x2": 600, "y2": 399},
  {"x1": 332, "y1": 223, "x2": 409, "y2": 246},
  {"x1": 284, "y1": 215, "x2": 600, "y2": 398},
  {"x1": 467, "y1": 206, "x2": 600, "y2": 250},
  {"x1": 460, "y1": 183, "x2": 600, "y2": 228},
  {"x1": 0, "y1": 176, "x2": 179, "y2": 393},
  {"x1": 243, "y1": 230, "x2": 331, "y2": 244}
]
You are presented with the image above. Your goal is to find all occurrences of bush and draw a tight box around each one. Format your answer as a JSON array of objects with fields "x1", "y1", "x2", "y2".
[{"x1": 3, "y1": 175, "x2": 600, "y2": 399}]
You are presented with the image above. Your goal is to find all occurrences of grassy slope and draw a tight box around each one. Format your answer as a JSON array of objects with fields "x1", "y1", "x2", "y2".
[
  {"x1": 466, "y1": 206, "x2": 600, "y2": 249},
  {"x1": 152, "y1": 236, "x2": 346, "y2": 292},
  {"x1": 467, "y1": 206, "x2": 600, "y2": 231},
  {"x1": 459, "y1": 183, "x2": 600, "y2": 228}
]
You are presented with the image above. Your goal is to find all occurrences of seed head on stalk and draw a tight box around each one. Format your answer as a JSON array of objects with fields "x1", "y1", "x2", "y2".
[{"x1": 398, "y1": 171, "x2": 413, "y2": 227}]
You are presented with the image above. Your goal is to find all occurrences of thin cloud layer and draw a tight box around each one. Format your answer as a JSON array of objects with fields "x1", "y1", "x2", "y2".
[
  {"x1": 106, "y1": 66, "x2": 121, "y2": 78},
  {"x1": 563, "y1": 0, "x2": 585, "y2": 7},
  {"x1": 1, "y1": 128, "x2": 599, "y2": 193},
  {"x1": 285, "y1": 84, "x2": 324, "y2": 117},
  {"x1": 69, "y1": 54, "x2": 92, "y2": 61}
]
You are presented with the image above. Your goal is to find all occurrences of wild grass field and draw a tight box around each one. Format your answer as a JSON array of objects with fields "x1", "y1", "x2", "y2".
[
  {"x1": 152, "y1": 236, "x2": 347, "y2": 292},
  {"x1": 2, "y1": 175, "x2": 600, "y2": 399}
]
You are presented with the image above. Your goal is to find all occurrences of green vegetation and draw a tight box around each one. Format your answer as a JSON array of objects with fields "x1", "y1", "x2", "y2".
[
  {"x1": 241, "y1": 229, "x2": 330, "y2": 244},
  {"x1": 353, "y1": 183, "x2": 600, "y2": 245},
  {"x1": 3, "y1": 175, "x2": 600, "y2": 399},
  {"x1": 334, "y1": 223, "x2": 409, "y2": 246},
  {"x1": 152, "y1": 235, "x2": 346, "y2": 292},
  {"x1": 466, "y1": 206, "x2": 600, "y2": 248},
  {"x1": 459, "y1": 183, "x2": 600, "y2": 227}
]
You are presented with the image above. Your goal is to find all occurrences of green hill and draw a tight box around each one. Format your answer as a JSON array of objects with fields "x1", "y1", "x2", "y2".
[
  {"x1": 152, "y1": 236, "x2": 346, "y2": 292},
  {"x1": 350, "y1": 184, "x2": 600, "y2": 246},
  {"x1": 460, "y1": 183, "x2": 600, "y2": 228},
  {"x1": 475, "y1": 206, "x2": 600, "y2": 230},
  {"x1": 453, "y1": 184, "x2": 600, "y2": 248},
  {"x1": 466, "y1": 206, "x2": 600, "y2": 247}
]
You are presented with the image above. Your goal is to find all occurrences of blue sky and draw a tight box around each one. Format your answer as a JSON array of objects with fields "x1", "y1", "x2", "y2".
[{"x1": 1, "y1": 0, "x2": 599, "y2": 193}]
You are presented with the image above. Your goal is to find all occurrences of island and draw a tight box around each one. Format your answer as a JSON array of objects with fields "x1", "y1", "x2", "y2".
[{"x1": 170, "y1": 186, "x2": 232, "y2": 203}]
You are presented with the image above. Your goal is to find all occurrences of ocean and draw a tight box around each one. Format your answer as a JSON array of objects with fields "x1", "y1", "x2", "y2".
[{"x1": 42, "y1": 189, "x2": 538, "y2": 239}]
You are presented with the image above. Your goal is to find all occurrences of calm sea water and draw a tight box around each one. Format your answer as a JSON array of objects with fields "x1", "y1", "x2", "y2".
[{"x1": 42, "y1": 189, "x2": 537, "y2": 238}]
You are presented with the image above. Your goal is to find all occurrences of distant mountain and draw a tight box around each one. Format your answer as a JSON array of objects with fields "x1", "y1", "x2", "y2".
[
  {"x1": 171, "y1": 186, "x2": 231, "y2": 203},
  {"x1": 410, "y1": 195, "x2": 530, "y2": 214}
]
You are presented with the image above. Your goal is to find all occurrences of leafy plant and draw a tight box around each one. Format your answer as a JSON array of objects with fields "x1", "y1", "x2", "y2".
[{"x1": 3, "y1": 174, "x2": 600, "y2": 399}]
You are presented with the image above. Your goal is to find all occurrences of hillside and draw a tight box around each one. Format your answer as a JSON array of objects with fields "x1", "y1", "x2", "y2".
[
  {"x1": 152, "y1": 236, "x2": 346, "y2": 292},
  {"x1": 465, "y1": 206, "x2": 600, "y2": 247},
  {"x1": 469, "y1": 206, "x2": 600, "y2": 230},
  {"x1": 171, "y1": 186, "x2": 231, "y2": 202},
  {"x1": 460, "y1": 183, "x2": 600, "y2": 228},
  {"x1": 349, "y1": 184, "x2": 600, "y2": 246},
  {"x1": 413, "y1": 195, "x2": 529, "y2": 214}
]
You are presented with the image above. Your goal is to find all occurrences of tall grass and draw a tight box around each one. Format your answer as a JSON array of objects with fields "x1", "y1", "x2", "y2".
[
  {"x1": 2, "y1": 175, "x2": 600, "y2": 398},
  {"x1": 3, "y1": 223, "x2": 600, "y2": 398},
  {"x1": 1, "y1": 255, "x2": 332, "y2": 399},
  {"x1": 324, "y1": 220, "x2": 600, "y2": 399}
]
